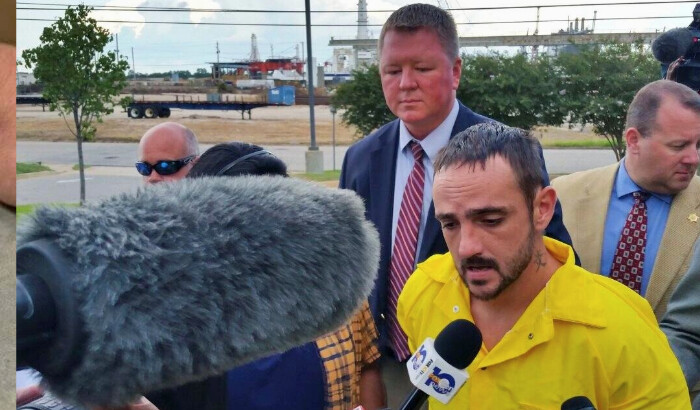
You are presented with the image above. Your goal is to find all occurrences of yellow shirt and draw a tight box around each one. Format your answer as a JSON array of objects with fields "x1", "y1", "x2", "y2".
[{"x1": 398, "y1": 237, "x2": 690, "y2": 409}]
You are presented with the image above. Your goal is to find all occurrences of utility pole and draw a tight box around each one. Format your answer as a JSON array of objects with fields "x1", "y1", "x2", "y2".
[
  {"x1": 216, "y1": 41, "x2": 220, "y2": 65},
  {"x1": 115, "y1": 33, "x2": 119, "y2": 61},
  {"x1": 131, "y1": 47, "x2": 135, "y2": 80},
  {"x1": 531, "y1": 7, "x2": 540, "y2": 60},
  {"x1": 304, "y1": 0, "x2": 323, "y2": 173}
]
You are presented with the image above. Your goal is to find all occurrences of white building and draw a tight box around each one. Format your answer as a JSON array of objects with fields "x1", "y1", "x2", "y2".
[{"x1": 16, "y1": 72, "x2": 36, "y2": 86}]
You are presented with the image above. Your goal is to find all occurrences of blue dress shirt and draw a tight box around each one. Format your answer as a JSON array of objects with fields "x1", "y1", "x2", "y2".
[{"x1": 600, "y1": 160, "x2": 672, "y2": 295}]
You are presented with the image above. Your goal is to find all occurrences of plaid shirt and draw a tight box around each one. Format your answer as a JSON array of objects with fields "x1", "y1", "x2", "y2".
[{"x1": 315, "y1": 301, "x2": 381, "y2": 410}]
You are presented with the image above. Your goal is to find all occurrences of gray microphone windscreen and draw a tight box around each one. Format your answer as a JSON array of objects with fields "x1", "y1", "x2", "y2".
[{"x1": 17, "y1": 176, "x2": 380, "y2": 407}]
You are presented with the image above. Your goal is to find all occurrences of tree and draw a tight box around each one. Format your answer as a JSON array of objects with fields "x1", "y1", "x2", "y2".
[
  {"x1": 555, "y1": 42, "x2": 659, "y2": 160},
  {"x1": 331, "y1": 64, "x2": 395, "y2": 137},
  {"x1": 194, "y1": 68, "x2": 211, "y2": 78},
  {"x1": 458, "y1": 52, "x2": 567, "y2": 130},
  {"x1": 22, "y1": 5, "x2": 129, "y2": 205}
]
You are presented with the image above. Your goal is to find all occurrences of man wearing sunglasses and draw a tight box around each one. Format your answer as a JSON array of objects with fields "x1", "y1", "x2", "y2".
[{"x1": 136, "y1": 122, "x2": 200, "y2": 184}]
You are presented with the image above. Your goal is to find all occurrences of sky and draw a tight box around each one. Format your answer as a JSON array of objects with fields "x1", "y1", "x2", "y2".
[{"x1": 15, "y1": 0, "x2": 699, "y2": 73}]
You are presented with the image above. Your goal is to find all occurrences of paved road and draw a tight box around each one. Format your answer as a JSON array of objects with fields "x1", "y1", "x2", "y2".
[
  {"x1": 17, "y1": 141, "x2": 618, "y2": 205},
  {"x1": 17, "y1": 141, "x2": 350, "y2": 172}
]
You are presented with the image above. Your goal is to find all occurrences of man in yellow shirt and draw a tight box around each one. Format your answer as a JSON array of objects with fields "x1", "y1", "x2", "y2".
[{"x1": 397, "y1": 122, "x2": 690, "y2": 409}]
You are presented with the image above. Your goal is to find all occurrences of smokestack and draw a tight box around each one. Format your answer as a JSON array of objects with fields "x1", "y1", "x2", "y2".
[
  {"x1": 357, "y1": 0, "x2": 369, "y2": 40},
  {"x1": 575, "y1": 18, "x2": 579, "y2": 32},
  {"x1": 592, "y1": 11, "x2": 597, "y2": 32}
]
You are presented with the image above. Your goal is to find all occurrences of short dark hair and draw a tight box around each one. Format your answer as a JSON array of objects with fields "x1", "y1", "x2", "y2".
[
  {"x1": 626, "y1": 79, "x2": 700, "y2": 138},
  {"x1": 434, "y1": 123, "x2": 545, "y2": 212},
  {"x1": 378, "y1": 3, "x2": 459, "y2": 61},
  {"x1": 187, "y1": 142, "x2": 288, "y2": 178}
]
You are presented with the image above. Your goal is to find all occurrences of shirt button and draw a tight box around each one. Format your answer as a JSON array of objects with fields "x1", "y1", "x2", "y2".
[
  {"x1": 380, "y1": 314, "x2": 385, "y2": 319},
  {"x1": 453, "y1": 305, "x2": 459, "y2": 313},
  {"x1": 528, "y1": 333, "x2": 534, "y2": 340}
]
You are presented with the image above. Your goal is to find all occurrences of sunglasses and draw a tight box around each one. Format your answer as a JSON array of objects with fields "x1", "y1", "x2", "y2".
[{"x1": 135, "y1": 155, "x2": 196, "y2": 176}]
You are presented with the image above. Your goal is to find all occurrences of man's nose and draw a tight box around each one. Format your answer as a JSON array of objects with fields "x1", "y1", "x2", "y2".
[
  {"x1": 682, "y1": 145, "x2": 700, "y2": 168},
  {"x1": 399, "y1": 68, "x2": 417, "y2": 90},
  {"x1": 145, "y1": 172, "x2": 162, "y2": 184},
  {"x1": 457, "y1": 225, "x2": 484, "y2": 259}
]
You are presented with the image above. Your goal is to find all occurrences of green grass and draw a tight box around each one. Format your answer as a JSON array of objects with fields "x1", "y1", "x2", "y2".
[
  {"x1": 72, "y1": 164, "x2": 92, "y2": 171},
  {"x1": 17, "y1": 203, "x2": 79, "y2": 221},
  {"x1": 17, "y1": 162, "x2": 52, "y2": 174},
  {"x1": 295, "y1": 170, "x2": 342, "y2": 181},
  {"x1": 543, "y1": 140, "x2": 613, "y2": 149}
]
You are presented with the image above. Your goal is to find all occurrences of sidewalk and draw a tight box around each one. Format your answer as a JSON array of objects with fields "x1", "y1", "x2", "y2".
[{"x1": 17, "y1": 164, "x2": 137, "y2": 180}]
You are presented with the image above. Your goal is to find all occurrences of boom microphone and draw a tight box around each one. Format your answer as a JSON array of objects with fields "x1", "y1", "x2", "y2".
[
  {"x1": 16, "y1": 176, "x2": 380, "y2": 407},
  {"x1": 399, "y1": 319, "x2": 482, "y2": 410},
  {"x1": 652, "y1": 27, "x2": 695, "y2": 63}
]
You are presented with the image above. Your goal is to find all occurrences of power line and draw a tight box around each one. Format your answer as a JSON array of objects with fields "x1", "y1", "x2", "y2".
[
  {"x1": 137, "y1": 63, "x2": 209, "y2": 67},
  {"x1": 16, "y1": 18, "x2": 309, "y2": 26},
  {"x1": 15, "y1": 0, "x2": 700, "y2": 13},
  {"x1": 16, "y1": 15, "x2": 690, "y2": 28}
]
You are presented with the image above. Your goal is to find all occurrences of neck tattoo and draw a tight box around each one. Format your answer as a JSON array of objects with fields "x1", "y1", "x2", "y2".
[{"x1": 535, "y1": 249, "x2": 546, "y2": 271}]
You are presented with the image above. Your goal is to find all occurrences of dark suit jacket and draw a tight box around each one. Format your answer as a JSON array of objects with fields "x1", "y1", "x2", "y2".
[{"x1": 339, "y1": 101, "x2": 575, "y2": 355}]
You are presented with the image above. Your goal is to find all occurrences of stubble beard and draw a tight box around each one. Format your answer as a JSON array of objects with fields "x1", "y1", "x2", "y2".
[{"x1": 461, "y1": 225, "x2": 535, "y2": 301}]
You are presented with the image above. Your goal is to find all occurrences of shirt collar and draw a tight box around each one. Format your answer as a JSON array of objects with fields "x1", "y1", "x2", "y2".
[
  {"x1": 398, "y1": 99, "x2": 459, "y2": 161},
  {"x1": 616, "y1": 159, "x2": 673, "y2": 204},
  {"x1": 427, "y1": 238, "x2": 609, "y2": 367},
  {"x1": 541, "y1": 237, "x2": 606, "y2": 328},
  {"x1": 430, "y1": 237, "x2": 607, "y2": 329}
]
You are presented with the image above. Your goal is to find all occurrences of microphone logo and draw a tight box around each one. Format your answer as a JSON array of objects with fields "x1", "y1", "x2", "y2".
[
  {"x1": 410, "y1": 344, "x2": 428, "y2": 370},
  {"x1": 425, "y1": 367, "x2": 456, "y2": 395},
  {"x1": 405, "y1": 335, "x2": 471, "y2": 404}
]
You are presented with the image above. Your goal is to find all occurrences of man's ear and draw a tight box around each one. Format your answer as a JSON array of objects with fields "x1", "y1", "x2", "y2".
[
  {"x1": 533, "y1": 186, "x2": 557, "y2": 233},
  {"x1": 452, "y1": 57, "x2": 462, "y2": 90},
  {"x1": 624, "y1": 128, "x2": 642, "y2": 155}
]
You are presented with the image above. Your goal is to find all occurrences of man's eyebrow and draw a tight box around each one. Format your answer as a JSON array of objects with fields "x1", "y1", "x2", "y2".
[
  {"x1": 466, "y1": 207, "x2": 508, "y2": 217},
  {"x1": 435, "y1": 212, "x2": 455, "y2": 221},
  {"x1": 435, "y1": 207, "x2": 508, "y2": 221}
]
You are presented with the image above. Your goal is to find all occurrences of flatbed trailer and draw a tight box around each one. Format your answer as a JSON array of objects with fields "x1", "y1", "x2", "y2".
[
  {"x1": 127, "y1": 86, "x2": 295, "y2": 120},
  {"x1": 126, "y1": 100, "x2": 268, "y2": 120},
  {"x1": 16, "y1": 95, "x2": 50, "y2": 111}
]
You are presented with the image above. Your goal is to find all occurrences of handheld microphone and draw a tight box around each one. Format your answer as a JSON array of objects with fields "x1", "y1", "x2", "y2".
[
  {"x1": 16, "y1": 176, "x2": 380, "y2": 407},
  {"x1": 652, "y1": 27, "x2": 695, "y2": 63},
  {"x1": 399, "y1": 319, "x2": 482, "y2": 410},
  {"x1": 561, "y1": 396, "x2": 597, "y2": 410}
]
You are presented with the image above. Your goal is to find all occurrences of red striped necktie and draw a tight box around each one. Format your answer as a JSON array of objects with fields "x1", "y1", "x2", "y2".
[{"x1": 387, "y1": 140, "x2": 425, "y2": 361}]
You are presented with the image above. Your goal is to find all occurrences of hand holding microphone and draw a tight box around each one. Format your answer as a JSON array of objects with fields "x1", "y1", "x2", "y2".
[{"x1": 399, "y1": 319, "x2": 482, "y2": 410}]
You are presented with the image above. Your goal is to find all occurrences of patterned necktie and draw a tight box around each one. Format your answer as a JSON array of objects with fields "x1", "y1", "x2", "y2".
[
  {"x1": 387, "y1": 141, "x2": 425, "y2": 361},
  {"x1": 610, "y1": 191, "x2": 649, "y2": 294}
]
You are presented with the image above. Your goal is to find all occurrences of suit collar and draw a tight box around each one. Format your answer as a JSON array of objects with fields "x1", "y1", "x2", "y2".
[
  {"x1": 368, "y1": 121, "x2": 401, "y2": 284},
  {"x1": 647, "y1": 177, "x2": 700, "y2": 311},
  {"x1": 570, "y1": 163, "x2": 619, "y2": 273}
]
